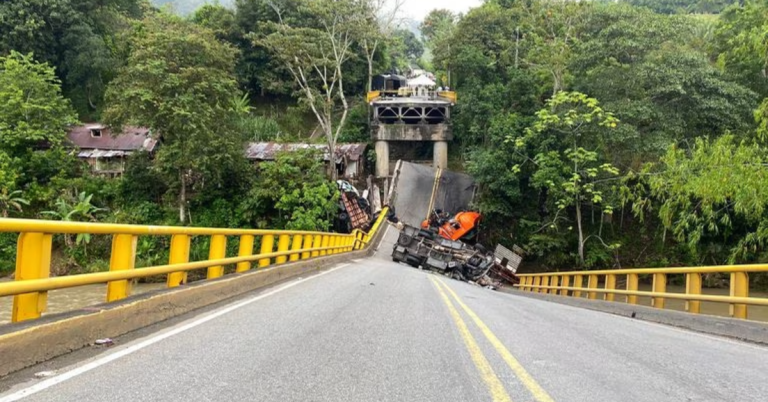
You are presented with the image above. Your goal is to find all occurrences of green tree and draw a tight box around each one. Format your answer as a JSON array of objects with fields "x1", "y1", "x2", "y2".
[
  {"x1": 245, "y1": 149, "x2": 339, "y2": 230},
  {"x1": 523, "y1": 0, "x2": 588, "y2": 96},
  {"x1": 712, "y1": 0, "x2": 768, "y2": 98},
  {"x1": 573, "y1": 4, "x2": 757, "y2": 163},
  {"x1": 234, "y1": 0, "x2": 303, "y2": 97},
  {"x1": 0, "y1": 0, "x2": 143, "y2": 116},
  {"x1": 634, "y1": 135, "x2": 768, "y2": 264},
  {"x1": 0, "y1": 52, "x2": 78, "y2": 213},
  {"x1": 360, "y1": 0, "x2": 403, "y2": 92},
  {"x1": 259, "y1": 0, "x2": 369, "y2": 179},
  {"x1": 621, "y1": 0, "x2": 735, "y2": 14},
  {"x1": 422, "y1": 8, "x2": 458, "y2": 86},
  {"x1": 0, "y1": 52, "x2": 77, "y2": 151},
  {"x1": 420, "y1": 9, "x2": 456, "y2": 43},
  {"x1": 190, "y1": 2, "x2": 239, "y2": 42},
  {"x1": 393, "y1": 29, "x2": 423, "y2": 61},
  {"x1": 512, "y1": 92, "x2": 621, "y2": 267},
  {"x1": 104, "y1": 14, "x2": 246, "y2": 223}
]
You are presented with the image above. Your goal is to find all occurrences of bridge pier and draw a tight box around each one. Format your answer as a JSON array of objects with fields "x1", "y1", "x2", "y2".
[
  {"x1": 375, "y1": 140, "x2": 390, "y2": 178},
  {"x1": 433, "y1": 140, "x2": 448, "y2": 169}
]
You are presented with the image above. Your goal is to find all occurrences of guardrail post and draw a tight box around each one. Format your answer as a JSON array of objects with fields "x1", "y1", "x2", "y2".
[
  {"x1": 312, "y1": 235, "x2": 322, "y2": 257},
  {"x1": 730, "y1": 272, "x2": 749, "y2": 319},
  {"x1": 652, "y1": 273, "x2": 666, "y2": 309},
  {"x1": 519, "y1": 276, "x2": 529, "y2": 291},
  {"x1": 259, "y1": 235, "x2": 274, "y2": 268},
  {"x1": 236, "y1": 235, "x2": 254, "y2": 273},
  {"x1": 686, "y1": 273, "x2": 702, "y2": 314},
  {"x1": 560, "y1": 275, "x2": 570, "y2": 296},
  {"x1": 626, "y1": 273, "x2": 639, "y2": 305},
  {"x1": 604, "y1": 274, "x2": 617, "y2": 302},
  {"x1": 301, "y1": 235, "x2": 313, "y2": 260},
  {"x1": 12, "y1": 232, "x2": 53, "y2": 322},
  {"x1": 329, "y1": 236, "x2": 337, "y2": 255},
  {"x1": 290, "y1": 235, "x2": 303, "y2": 262},
  {"x1": 573, "y1": 275, "x2": 583, "y2": 297},
  {"x1": 345, "y1": 235, "x2": 354, "y2": 252},
  {"x1": 276, "y1": 234, "x2": 291, "y2": 264},
  {"x1": 106, "y1": 234, "x2": 137, "y2": 302},
  {"x1": 533, "y1": 276, "x2": 541, "y2": 293},
  {"x1": 355, "y1": 230, "x2": 365, "y2": 250},
  {"x1": 167, "y1": 234, "x2": 190, "y2": 288},
  {"x1": 206, "y1": 235, "x2": 227, "y2": 279},
  {"x1": 549, "y1": 276, "x2": 559, "y2": 295},
  {"x1": 541, "y1": 276, "x2": 550, "y2": 293},
  {"x1": 320, "y1": 235, "x2": 330, "y2": 256},
  {"x1": 587, "y1": 275, "x2": 599, "y2": 300}
]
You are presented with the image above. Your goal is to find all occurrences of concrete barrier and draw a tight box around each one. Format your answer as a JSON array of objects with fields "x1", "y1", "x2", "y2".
[{"x1": 509, "y1": 289, "x2": 768, "y2": 345}]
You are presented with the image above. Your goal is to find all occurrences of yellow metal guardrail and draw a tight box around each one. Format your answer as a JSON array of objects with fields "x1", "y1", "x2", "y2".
[
  {"x1": 0, "y1": 207, "x2": 389, "y2": 323},
  {"x1": 515, "y1": 263, "x2": 768, "y2": 320}
]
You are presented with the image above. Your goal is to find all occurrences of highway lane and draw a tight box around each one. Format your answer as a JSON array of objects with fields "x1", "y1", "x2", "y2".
[{"x1": 3, "y1": 252, "x2": 768, "y2": 402}]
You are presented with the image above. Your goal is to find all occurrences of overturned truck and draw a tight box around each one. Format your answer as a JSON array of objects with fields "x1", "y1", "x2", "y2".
[
  {"x1": 386, "y1": 162, "x2": 520, "y2": 286},
  {"x1": 392, "y1": 224, "x2": 496, "y2": 282}
]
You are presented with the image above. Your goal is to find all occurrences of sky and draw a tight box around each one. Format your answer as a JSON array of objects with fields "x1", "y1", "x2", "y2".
[{"x1": 401, "y1": 0, "x2": 484, "y2": 21}]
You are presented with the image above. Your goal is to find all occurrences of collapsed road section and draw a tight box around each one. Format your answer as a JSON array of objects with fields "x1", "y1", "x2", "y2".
[{"x1": 386, "y1": 161, "x2": 521, "y2": 289}]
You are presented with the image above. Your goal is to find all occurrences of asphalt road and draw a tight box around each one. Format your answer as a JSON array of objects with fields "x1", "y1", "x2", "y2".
[{"x1": 3, "y1": 242, "x2": 768, "y2": 401}]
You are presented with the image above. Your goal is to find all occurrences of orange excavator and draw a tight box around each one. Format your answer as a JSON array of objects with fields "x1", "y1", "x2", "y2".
[{"x1": 421, "y1": 209, "x2": 482, "y2": 243}]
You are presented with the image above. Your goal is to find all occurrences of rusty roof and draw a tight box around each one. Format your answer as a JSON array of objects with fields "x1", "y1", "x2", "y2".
[
  {"x1": 67, "y1": 124, "x2": 157, "y2": 152},
  {"x1": 245, "y1": 142, "x2": 368, "y2": 162}
]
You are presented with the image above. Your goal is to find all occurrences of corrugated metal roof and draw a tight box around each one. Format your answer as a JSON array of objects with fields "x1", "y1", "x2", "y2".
[
  {"x1": 77, "y1": 150, "x2": 131, "y2": 158},
  {"x1": 67, "y1": 124, "x2": 157, "y2": 152},
  {"x1": 245, "y1": 142, "x2": 368, "y2": 162}
]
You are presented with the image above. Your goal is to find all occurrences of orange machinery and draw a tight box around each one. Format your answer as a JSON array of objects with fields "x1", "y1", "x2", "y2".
[{"x1": 421, "y1": 211, "x2": 482, "y2": 242}]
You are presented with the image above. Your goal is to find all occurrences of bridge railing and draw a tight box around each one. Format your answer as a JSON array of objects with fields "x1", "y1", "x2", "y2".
[
  {"x1": 0, "y1": 207, "x2": 389, "y2": 323},
  {"x1": 515, "y1": 264, "x2": 768, "y2": 320}
]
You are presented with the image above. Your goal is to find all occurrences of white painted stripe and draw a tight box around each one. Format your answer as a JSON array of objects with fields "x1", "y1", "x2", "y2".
[
  {"x1": 0, "y1": 263, "x2": 351, "y2": 402},
  {"x1": 375, "y1": 224, "x2": 391, "y2": 253}
]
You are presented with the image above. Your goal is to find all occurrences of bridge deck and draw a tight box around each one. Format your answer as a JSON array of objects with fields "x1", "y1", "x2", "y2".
[{"x1": 2, "y1": 252, "x2": 768, "y2": 401}]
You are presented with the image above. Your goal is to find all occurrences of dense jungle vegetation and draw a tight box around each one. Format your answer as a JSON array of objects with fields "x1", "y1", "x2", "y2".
[{"x1": 1, "y1": 0, "x2": 768, "y2": 286}]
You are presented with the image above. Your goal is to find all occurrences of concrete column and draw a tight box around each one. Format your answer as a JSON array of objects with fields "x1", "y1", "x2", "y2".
[
  {"x1": 375, "y1": 140, "x2": 390, "y2": 177},
  {"x1": 434, "y1": 141, "x2": 448, "y2": 169}
]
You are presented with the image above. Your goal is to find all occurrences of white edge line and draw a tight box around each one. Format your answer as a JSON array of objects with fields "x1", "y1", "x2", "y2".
[
  {"x1": 375, "y1": 224, "x2": 391, "y2": 253},
  {"x1": 0, "y1": 263, "x2": 352, "y2": 402}
]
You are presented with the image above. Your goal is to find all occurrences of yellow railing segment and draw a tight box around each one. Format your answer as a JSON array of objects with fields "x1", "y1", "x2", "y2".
[
  {"x1": 437, "y1": 91, "x2": 457, "y2": 103},
  {"x1": 367, "y1": 90, "x2": 381, "y2": 103},
  {"x1": 0, "y1": 207, "x2": 389, "y2": 323},
  {"x1": 516, "y1": 263, "x2": 768, "y2": 320}
]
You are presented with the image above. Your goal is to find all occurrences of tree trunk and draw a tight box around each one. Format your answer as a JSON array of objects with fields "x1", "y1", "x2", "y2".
[
  {"x1": 367, "y1": 54, "x2": 373, "y2": 93},
  {"x1": 576, "y1": 200, "x2": 585, "y2": 266},
  {"x1": 179, "y1": 169, "x2": 186, "y2": 224},
  {"x1": 328, "y1": 136, "x2": 338, "y2": 181}
]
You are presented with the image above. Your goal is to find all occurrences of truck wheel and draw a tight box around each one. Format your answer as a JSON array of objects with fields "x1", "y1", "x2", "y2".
[{"x1": 397, "y1": 233, "x2": 413, "y2": 247}]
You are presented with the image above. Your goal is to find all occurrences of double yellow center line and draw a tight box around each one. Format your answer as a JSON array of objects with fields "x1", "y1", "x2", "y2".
[{"x1": 430, "y1": 277, "x2": 555, "y2": 402}]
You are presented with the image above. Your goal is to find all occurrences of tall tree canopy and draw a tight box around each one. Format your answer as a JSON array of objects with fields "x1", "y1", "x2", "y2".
[
  {"x1": 0, "y1": 0, "x2": 144, "y2": 117},
  {"x1": 104, "y1": 13, "x2": 246, "y2": 223}
]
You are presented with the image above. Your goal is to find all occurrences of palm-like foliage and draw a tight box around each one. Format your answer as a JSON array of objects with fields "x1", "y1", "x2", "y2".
[
  {"x1": 0, "y1": 189, "x2": 29, "y2": 218},
  {"x1": 43, "y1": 192, "x2": 106, "y2": 247}
]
